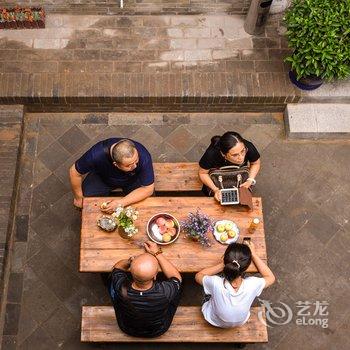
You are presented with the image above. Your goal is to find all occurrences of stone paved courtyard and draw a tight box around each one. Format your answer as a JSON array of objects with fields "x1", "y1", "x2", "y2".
[{"x1": 1, "y1": 111, "x2": 349, "y2": 349}]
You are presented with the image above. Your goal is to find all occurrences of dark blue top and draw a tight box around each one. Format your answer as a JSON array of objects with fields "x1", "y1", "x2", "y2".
[{"x1": 75, "y1": 138, "x2": 154, "y2": 188}]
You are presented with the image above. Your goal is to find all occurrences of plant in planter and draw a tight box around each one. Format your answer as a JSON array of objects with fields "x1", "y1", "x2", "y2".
[
  {"x1": 284, "y1": 0, "x2": 350, "y2": 90},
  {"x1": 0, "y1": 6, "x2": 45, "y2": 29},
  {"x1": 0, "y1": 12, "x2": 4, "y2": 29}
]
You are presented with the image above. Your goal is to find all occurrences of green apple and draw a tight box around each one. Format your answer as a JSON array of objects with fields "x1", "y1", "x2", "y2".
[
  {"x1": 225, "y1": 223, "x2": 233, "y2": 231},
  {"x1": 217, "y1": 224, "x2": 225, "y2": 233},
  {"x1": 227, "y1": 230, "x2": 236, "y2": 238}
]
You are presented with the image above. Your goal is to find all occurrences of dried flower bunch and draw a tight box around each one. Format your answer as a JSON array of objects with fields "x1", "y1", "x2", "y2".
[
  {"x1": 112, "y1": 205, "x2": 139, "y2": 236},
  {"x1": 181, "y1": 209, "x2": 214, "y2": 246}
]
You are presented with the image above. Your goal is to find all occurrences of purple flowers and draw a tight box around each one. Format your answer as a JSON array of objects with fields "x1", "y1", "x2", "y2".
[{"x1": 181, "y1": 209, "x2": 214, "y2": 246}]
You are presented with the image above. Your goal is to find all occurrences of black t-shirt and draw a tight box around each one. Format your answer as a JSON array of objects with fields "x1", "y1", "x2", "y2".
[
  {"x1": 199, "y1": 139, "x2": 260, "y2": 170},
  {"x1": 109, "y1": 268, "x2": 182, "y2": 338}
]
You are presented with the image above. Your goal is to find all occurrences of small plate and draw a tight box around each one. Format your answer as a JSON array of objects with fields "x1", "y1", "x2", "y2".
[{"x1": 213, "y1": 220, "x2": 240, "y2": 245}]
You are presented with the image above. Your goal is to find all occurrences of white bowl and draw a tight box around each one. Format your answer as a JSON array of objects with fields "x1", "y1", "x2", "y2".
[{"x1": 147, "y1": 213, "x2": 180, "y2": 245}]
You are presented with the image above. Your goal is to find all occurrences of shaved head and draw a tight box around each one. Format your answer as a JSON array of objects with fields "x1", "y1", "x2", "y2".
[{"x1": 130, "y1": 254, "x2": 158, "y2": 283}]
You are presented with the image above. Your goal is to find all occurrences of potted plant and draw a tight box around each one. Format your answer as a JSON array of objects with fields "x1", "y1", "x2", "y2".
[
  {"x1": 284, "y1": 0, "x2": 350, "y2": 90},
  {"x1": 0, "y1": 12, "x2": 4, "y2": 29},
  {"x1": 24, "y1": 8, "x2": 34, "y2": 28},
  {"x1": 97, "y1": 205, "x2": 139, "y2": 239},
  {"x1": 181, "y1": 209, "x2": 214, "y2": 246},
  {"x1": 112, "y1": 205, "x2": 139, "y2": 239}
]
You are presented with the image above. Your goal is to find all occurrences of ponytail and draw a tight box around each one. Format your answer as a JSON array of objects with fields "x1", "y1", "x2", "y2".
[
  {"x1": 223, "y1": 243, "x2": 252, "y2": 282},
  {"x1": 210, "y1": 135, "x2": 221, "y2": 147},
  {"x1": 223, "y1": 260, "x2": 241, "y2": 281}
]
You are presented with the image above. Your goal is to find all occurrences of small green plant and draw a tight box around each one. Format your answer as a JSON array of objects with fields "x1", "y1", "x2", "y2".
[
  {"x1": 112, "y1": 205, "x2": 139, "y2": 236},
  {"x1": 284, "y1": 0, "x2": 350, "y2": 81}
]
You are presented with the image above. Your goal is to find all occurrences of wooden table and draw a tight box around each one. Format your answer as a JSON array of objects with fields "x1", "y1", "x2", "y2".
[{"x1": 80, "y1": 197, "x2": 267, "y2": 273}]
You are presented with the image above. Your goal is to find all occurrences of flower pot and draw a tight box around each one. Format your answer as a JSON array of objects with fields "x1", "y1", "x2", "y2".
[
  {"x1": 289, "y1": 70, "x2": 323, "y2": 91},
  {"x1": 191, "y1": 234, "x2": 201, "y2": 241},
  {"x1": 37, "y1": 19, "x2": 45, "y2": 28},
  {"x1": 118, "y1": 226, "x2": 133, "y2": 239}
]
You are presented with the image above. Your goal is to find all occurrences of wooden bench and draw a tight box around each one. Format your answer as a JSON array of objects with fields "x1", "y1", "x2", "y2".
[
  {"x1": 81, "y1": 306, "x2": 268, "y2": 343},
  {"x1": 153, "y1": 162, "x2": 201, "y2": 191}
]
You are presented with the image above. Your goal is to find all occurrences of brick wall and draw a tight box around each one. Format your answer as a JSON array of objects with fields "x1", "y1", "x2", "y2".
[
  {"x1": 0, "y1": 105, "x2": 23, "y2": 302},
  {"x1": 0, "y1": 0, "x2": 251, "y2": 15}
]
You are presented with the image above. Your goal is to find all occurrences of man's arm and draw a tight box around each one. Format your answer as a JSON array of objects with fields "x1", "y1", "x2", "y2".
[
  {"x1": 144, "y1": 241, "x2": 182, "y2": 282},
  {"x1": 123, "y1": 183, "x2": 154, "y2": 206},
  {"x1": 103, "y1": 183, "x2": 154, "y2": 214},
  {"x1": 195, "y1": 262, "x2": 224, "y2": 286},
  {"x1": 69, "y1": 164, "x2": 84, "y2": 208}
]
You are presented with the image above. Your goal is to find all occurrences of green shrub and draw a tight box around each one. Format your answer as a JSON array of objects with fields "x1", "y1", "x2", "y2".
[{"x1": 284, "y1": 0, "x2": 350, "y2": 81}]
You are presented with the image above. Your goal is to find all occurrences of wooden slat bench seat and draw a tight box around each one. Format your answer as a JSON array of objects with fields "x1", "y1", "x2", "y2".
[
  {"x1": 154, "y1": 162, "x2": 202, "y2": 191},
  {"x1": 81, "y1": 306, "x2": 268, "y2": 343}
]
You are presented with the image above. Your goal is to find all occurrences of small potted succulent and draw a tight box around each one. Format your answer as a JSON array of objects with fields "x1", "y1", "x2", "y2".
[
  {"x1": 284, "y1": 0, "x2": 350, "y2": 90},
  {"x1": 181, "y1": 209, "x2": 214, "y2": 246}
]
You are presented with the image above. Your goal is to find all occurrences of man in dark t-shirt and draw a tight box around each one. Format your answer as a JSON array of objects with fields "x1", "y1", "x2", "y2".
[
  {"x1": 108, "y1": 241, "x2": 182, "y2": 338},
  {"x1": 69, "y1": 138, "x2": 154, "y2": 212}
]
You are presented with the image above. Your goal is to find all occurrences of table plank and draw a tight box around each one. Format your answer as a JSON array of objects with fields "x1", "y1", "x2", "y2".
[{"x1": 80, "y1": 197, "x2": 267, "y2": 273}]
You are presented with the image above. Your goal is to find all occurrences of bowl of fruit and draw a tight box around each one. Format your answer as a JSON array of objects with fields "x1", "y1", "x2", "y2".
[
  {"x1": 213, "y1": 220, "x2": 239, "y2": 244},
  {"x1": 147, "y1": 213, "x2": 180, "y2": 245}
]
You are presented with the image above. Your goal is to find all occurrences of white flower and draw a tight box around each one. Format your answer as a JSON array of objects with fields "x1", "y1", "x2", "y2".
[
  {"x1": 132, "y1": 214, "x2": 137, "y2": 221},
  {"x1": 115, "y1": 207, "x2": 123, "y2": 217}
]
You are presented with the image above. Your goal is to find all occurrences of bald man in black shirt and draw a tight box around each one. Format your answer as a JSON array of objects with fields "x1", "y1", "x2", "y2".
[{"x1": 108, "y1": 241, "x2": 182, "y2": 338}]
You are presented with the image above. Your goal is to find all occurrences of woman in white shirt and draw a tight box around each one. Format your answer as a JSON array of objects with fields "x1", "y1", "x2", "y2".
[{"x1": 195, "y1": 241, "x2": 275, "y2": 328}]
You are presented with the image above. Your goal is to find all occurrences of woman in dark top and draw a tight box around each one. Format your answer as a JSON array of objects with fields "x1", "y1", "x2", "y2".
[{"x1": 199, "y1": 131, "x2": 261, "y2": 202}]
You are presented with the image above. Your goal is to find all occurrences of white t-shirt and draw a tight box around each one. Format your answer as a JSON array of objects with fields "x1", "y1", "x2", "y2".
[{"x1": 202, "y1": 275, "x2": 266, "y2": 328}]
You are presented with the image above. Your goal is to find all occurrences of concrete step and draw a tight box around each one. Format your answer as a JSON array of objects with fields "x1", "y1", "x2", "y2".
[{"x1": 284, "y1": 103, "x2": 350, "y2": 139}]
